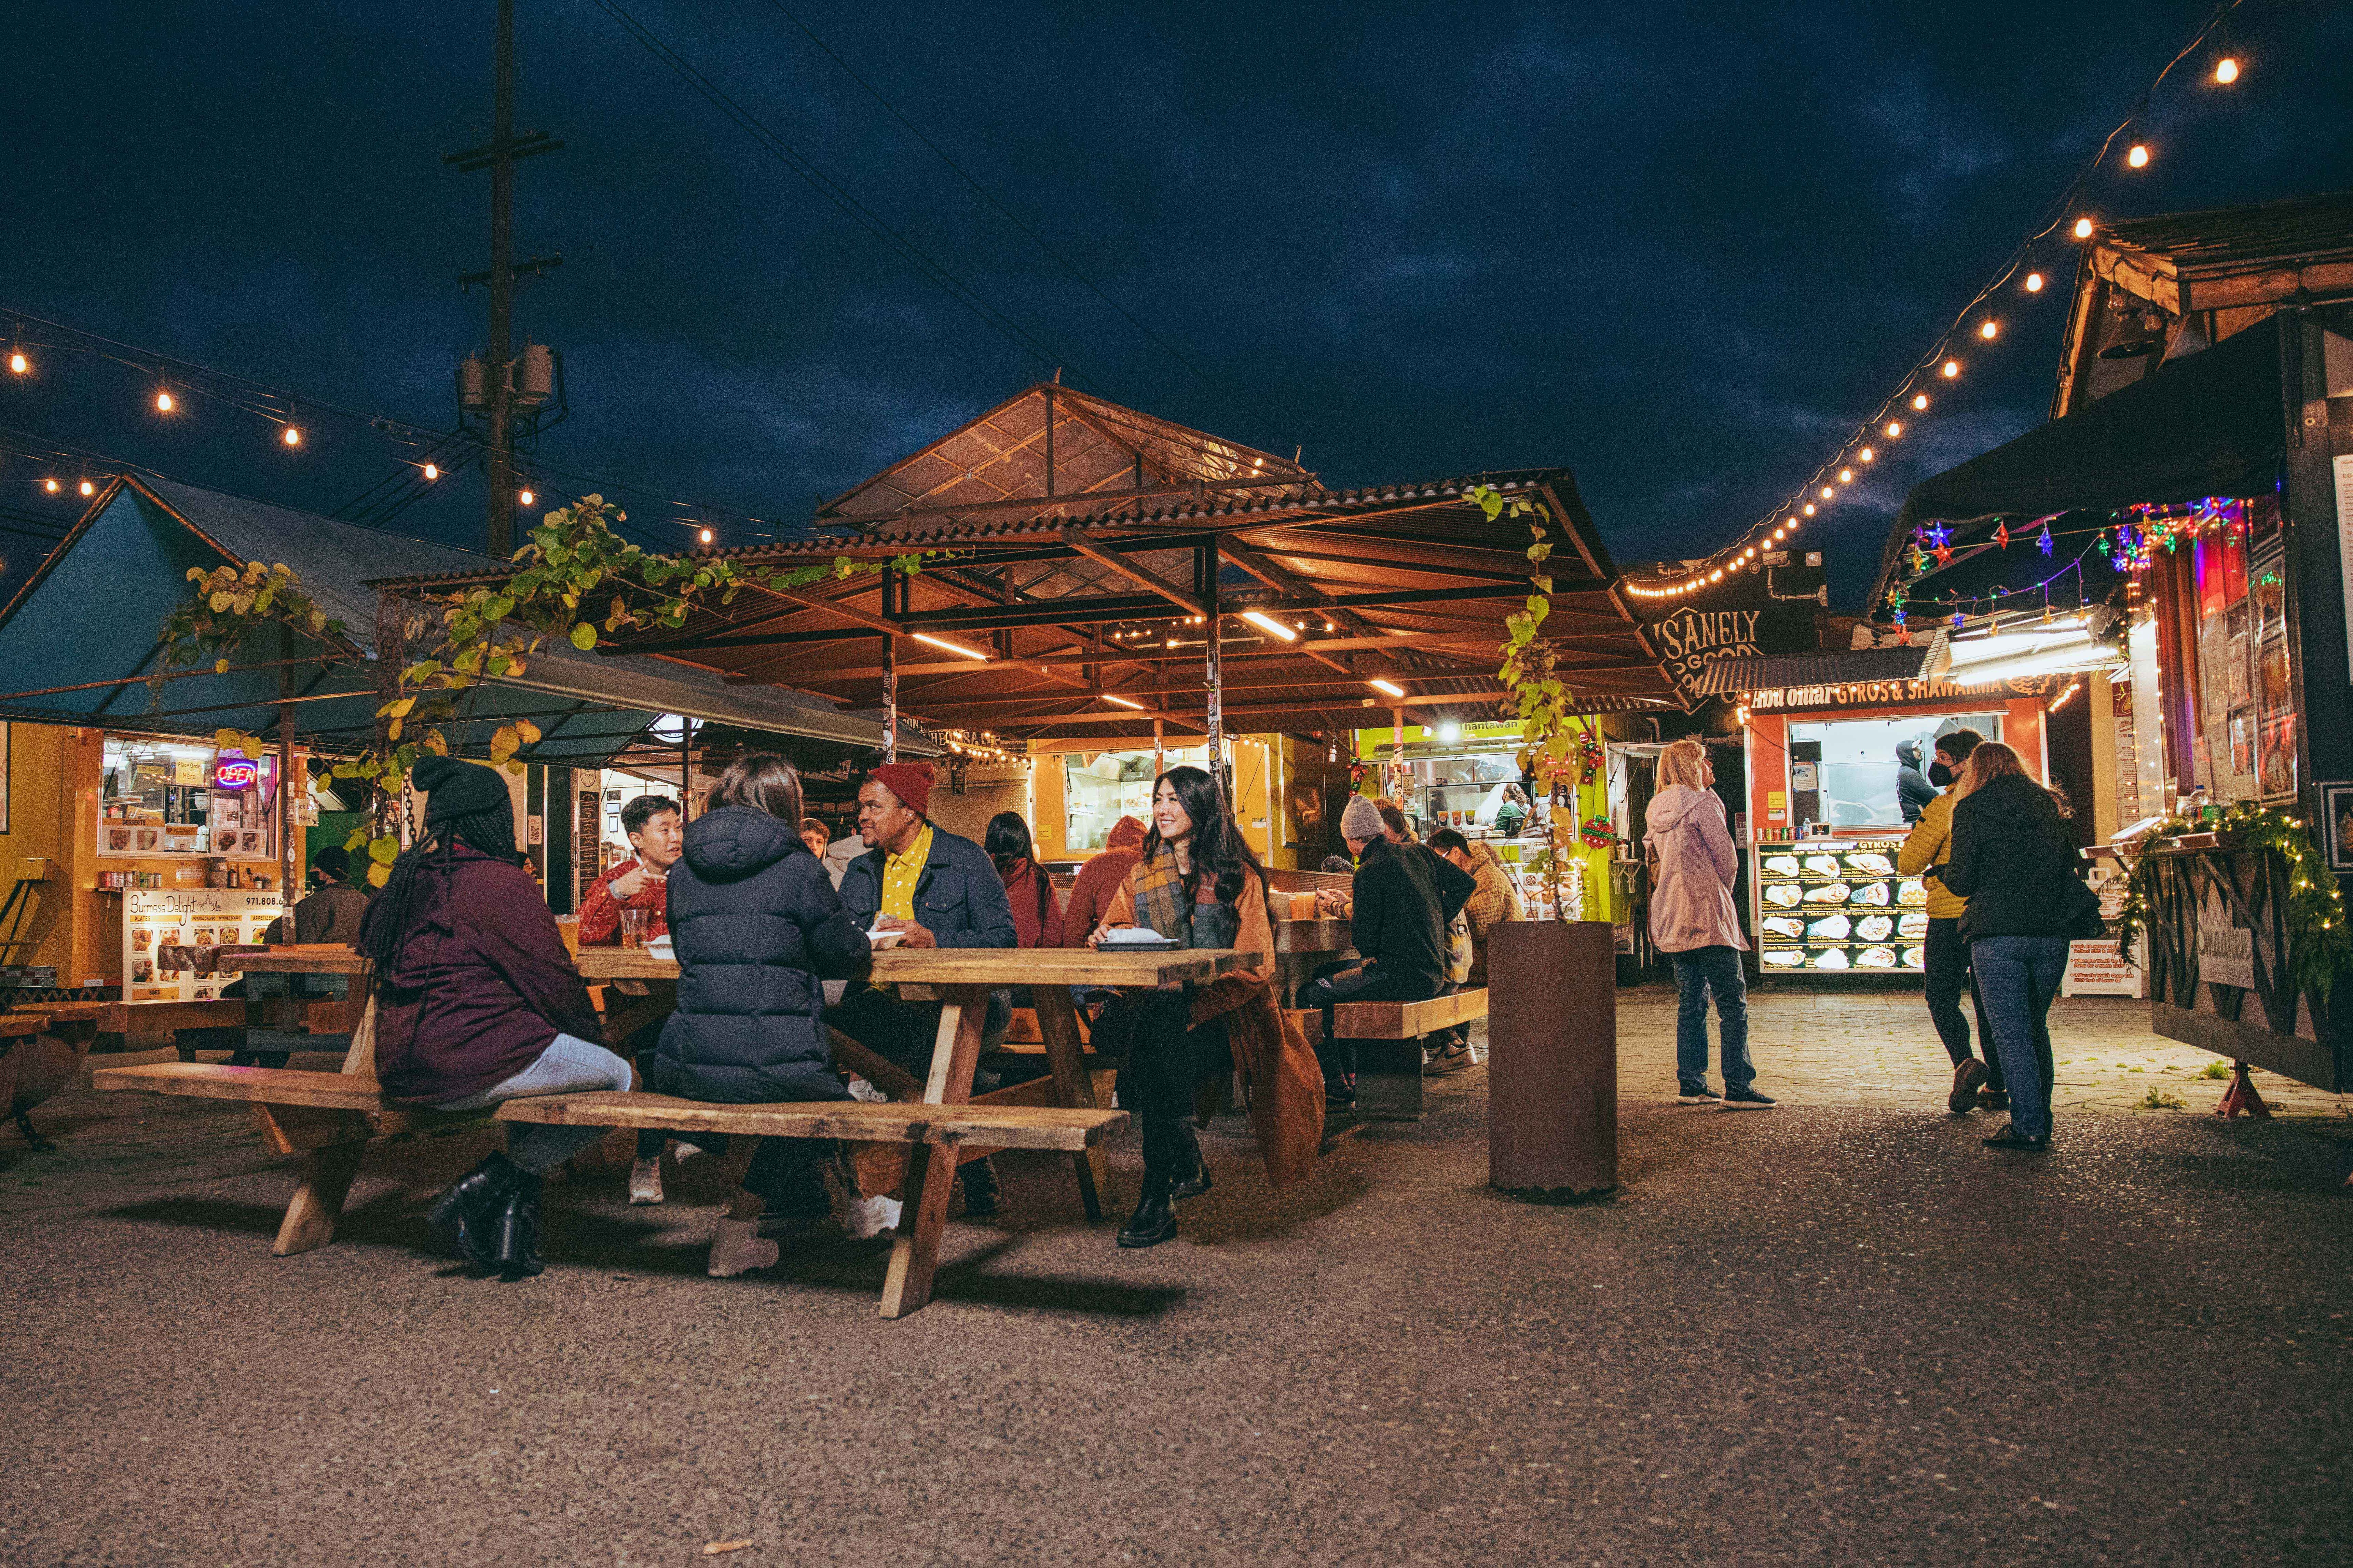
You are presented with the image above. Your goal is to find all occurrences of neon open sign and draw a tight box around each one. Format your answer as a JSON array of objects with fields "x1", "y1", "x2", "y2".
[{"x1": 213, "y1": 756, "x2": 260, "y2": 790}]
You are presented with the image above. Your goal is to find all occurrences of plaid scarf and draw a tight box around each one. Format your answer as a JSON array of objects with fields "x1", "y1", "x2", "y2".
[{"x1": 1130, "y1": 843, "x2": 1191, "y2": 940}]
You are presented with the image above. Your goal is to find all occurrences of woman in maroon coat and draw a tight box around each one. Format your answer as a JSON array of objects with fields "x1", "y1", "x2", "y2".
[{"x1": 361, "y1": 756, "x2": 632, "y2": 1281}]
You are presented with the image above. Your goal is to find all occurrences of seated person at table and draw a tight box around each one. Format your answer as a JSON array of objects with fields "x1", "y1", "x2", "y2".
[
  {"x1": 364, "y1": 756, "x2": 633, "y2": 1283},
  {"x1": 232, "y1": 846, "x2": 373, "y2": 1068},
  {"x1": 1303, "y1": 794, "x2": 1474, "y2": 1108},
  {"x1": 578, "y1": 793, "x2": 710, "y2": 1207},
  {"x1": 828, "y1": 761, "x2": 1017, "y2": 1234},
  {"x1": 1086, "y1": 766, "x2": 1325, "y2": 1248},
  {"x1": 988, "y1": 810, "x2": 1065, "y2": 950},
  {"x1": 1061, "y1": 815, "x2": 1148, "y2": 948},
  {"x1": 651, "y1": 753, "x2": 871, "y2": 1277}
]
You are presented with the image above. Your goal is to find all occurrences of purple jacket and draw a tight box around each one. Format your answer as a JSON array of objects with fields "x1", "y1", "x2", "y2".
[
  {"x1": 362, "y1": 843, "x2": 604, "y2": 1105},
  {"x1": 1645, "y1": 785, "x2": 1747, "y2": 953}
]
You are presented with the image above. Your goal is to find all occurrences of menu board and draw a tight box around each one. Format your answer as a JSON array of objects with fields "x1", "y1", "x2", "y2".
[
  {"x1": 123, "y1": 886, "x2": 283, "y2": 1004},
  {"x1": 1752, "y1": 837, "x2": 1927, "y2": 975}
]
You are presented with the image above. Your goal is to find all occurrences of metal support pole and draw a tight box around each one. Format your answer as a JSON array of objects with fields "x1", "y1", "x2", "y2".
[
  {"x1": 1199, "y1": 543, "x2": 1224, "y2": 793},
  {"x1": 678, "y1": 717, "x2": 694, "y2": 818},
  {"x1": 881, "y1": 569, "x2": 899, "y2": 764},
  {"x1": 278, "y1": 624, "x2": 297, "y2": 912},
  {"x1": 484, "y1": 0, "x2": 517, "y2": 558},
  {"x1": 1391, "y1": 706, "x2": 1408, "y2": 807}
]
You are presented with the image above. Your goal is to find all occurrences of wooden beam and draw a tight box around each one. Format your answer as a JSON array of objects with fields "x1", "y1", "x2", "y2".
[{"x1": 1059, "y1": 527, "x2": 1209, "y2": 617}]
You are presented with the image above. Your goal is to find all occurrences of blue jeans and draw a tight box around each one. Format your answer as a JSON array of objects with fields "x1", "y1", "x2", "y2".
[
  {"x1": 1969, "y1": 936, "x2": 2068, "y2": 1140},
  {"x1": 1671, "y1": 946, "x2": 1752, "y2": 1092},
  {"x1": 435, "y1": 1032, "x2": 634, "y2": 1175}
]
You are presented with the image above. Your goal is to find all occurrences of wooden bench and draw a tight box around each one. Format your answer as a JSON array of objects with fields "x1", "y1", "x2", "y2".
[
  {"x1": 93, "y1": 1061, "x2": 1126, "y2": 1317},
  {"x1": 4, "y1": 1007, "x2": 101, "y2": 1149},
  {"x1": 1330, "y1": 988, "x2": 1490, "y2": 1122}
]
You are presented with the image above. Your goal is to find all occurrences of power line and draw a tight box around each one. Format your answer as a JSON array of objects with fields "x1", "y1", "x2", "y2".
[
  {"x1": 763, "y1": 0, "x2": 1300, "y2": 452},
  {"x1": 585, "y1": 0, "x2": 1117, "y2": 401}
]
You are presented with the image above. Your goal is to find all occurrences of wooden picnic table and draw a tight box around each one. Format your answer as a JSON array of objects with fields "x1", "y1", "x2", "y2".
[{"x1": 220, "y1": 941, "x2": 1256, "y2": 1316}]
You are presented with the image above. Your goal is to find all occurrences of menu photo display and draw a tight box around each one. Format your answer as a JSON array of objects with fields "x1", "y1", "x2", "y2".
[{"x1": 1754, "y1": 837, "x2": 1927, "y2": 974}]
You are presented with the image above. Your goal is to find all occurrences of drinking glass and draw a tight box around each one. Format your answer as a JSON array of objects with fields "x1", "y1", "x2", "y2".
[{"x1": 620, "y1": 906, "x2": 651, "y2": 949}]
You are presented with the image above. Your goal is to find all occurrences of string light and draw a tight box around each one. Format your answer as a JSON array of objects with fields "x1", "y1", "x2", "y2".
[
  {"x1": 154, "y1": 386, "x2": 174, "y2": 412},
  {"x1": 42, "y1": 478, "x2": 58, "y2": 493},
  {"x1": 1819, "y1": 486, "x2": 1833, "y2": 499},
  {"x1": 1942, "y1": 359, "x2": 1960, "y2": 377},
  {"x1": 699, "y1": 526, "x2": 714, "y2": 544},
  {"x1": 282, "y1": 425, "x2": 301, "y2": 446},
  {"x1": 2126, "y1": 144, "x2": 2150, "y2": 168},
  {"x1": 2214, "y1": 56, "x2": 2238, "y2": 84},
  {"x1": 1803, "y1": 503, "x2": 1816, "y2": 515},
  {"x1": 78, "y1": 478, "x2": 94, "y2": 497},
  {"x1": 1979, "y1": 320, "x2": 1999, "y2": 339},
  {"x1": 2025, "y1": 272, "x2": 2044, "y2": 292},
  {"x1": 7, "y1": 349, "x2": 24, "y2": 375},
  {"x1": 422, "y1": 462, "x2": 438, "y2": 481},
  {"x1": 518, "y1": 488, "x2": 535, "y2": 506},
  {"x1": 1912, "y1": 393, "x2": 1930, "y2": 410},
  {"x1": 2074, "y1": 217, "x2": 2095, "y2": 238},
  {"x1": 1859, "y1": 446, "x2": 1875, "y2": 462},
  {"x1": 1885, "y1": 421, "x2": 1902, "y2": 438}
]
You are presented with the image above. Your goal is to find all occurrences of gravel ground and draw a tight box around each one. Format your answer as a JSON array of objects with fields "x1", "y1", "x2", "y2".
[{"x1": 5, "y1": 1028, "x2": 2352, "y2": 1566}]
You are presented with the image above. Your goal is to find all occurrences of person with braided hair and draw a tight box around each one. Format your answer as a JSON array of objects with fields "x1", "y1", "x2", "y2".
[{"x1": 361, "y1": 756, "x2": 631, "y2": 1281}]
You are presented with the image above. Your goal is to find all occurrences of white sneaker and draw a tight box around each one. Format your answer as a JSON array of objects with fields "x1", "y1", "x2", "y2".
[
  {"x1": 627, "y1": 1158, "x2": 664, "y2": 1205},
  {"x1": 707, "y1": 1216, "x2": 779, "y2": 1277},
  {"x1": 846, "y1": 1194, "x2": 902, "y2": 1240},
  {"x1": 671, "y1": 1140, "x2": 709, "y2": 1165}
]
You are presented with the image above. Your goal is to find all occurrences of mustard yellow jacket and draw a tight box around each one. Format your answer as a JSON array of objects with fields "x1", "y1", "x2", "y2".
[{"x1": 1897, "y1": 791, "x2": 1968, "y2": 921}]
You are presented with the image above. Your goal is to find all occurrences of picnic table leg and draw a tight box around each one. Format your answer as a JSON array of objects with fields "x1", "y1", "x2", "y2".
[
  {"x1": 255, "y1": 1104, "x2": 372, "y2": 1256},
  {"x1": 339, "y1": 990, "x2": 378, "y2": 1077},
  {"x1": 878, "y1": 985, "x2": 986, "y2": 1319},
  {"x1": 1032, "y1": 986, "x2": 1112, "y2": 1222}
]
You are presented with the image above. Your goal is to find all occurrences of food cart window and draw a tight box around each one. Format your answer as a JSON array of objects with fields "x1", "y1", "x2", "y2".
[
  {"x1": 1784, "y1": 714, "x2": 2003, "y2": 828},
  {"x1": 1062, "y1": 746, "x2": 1205, "y2": 851},
  {"x1": 98, "y1": 732, "x2": 277, "y2": 859}
]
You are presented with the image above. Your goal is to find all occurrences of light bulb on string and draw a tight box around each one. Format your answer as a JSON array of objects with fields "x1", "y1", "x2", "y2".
[
  {"x1": 2126, "y1": 144, "x2": 2149, "y2": 169},
  {"x1": 518, "y1": 489, "x2": 535, "y2": 507},
  {"x1": 1979, "y1": 321, "x2": 1998, "y2": 339},
  {"x1": 2025, "y1": 272, "x2": 2044, "y2": 292},
  {"x1": 1820, "y1": 486, "x2": 1833, "y2": 500},
  {"x1": 1912, "y1": 394, "x2": 1929, "y2": 410},
  {"x1": 422, "y1": 462, "x2": 438, "y2": 481},
  {"x1": 282, "y1": 425, "x2": 301, "y2": 446},
  {"x1": 6, "y1": 349, "x2": 24, "y2": 375},
  {"x1": 699, "y1": 527, "x2": 713, "y2": 544},
  {"x1": 1803, "y1": 503, "x2": 1816, "y2": 516},
  {"x1": 42, "y1": 477, "x2": 58, "y2": 493},
  {"x1": 78, "y1": 477, "x2": 94, "y2": 497},
  {"x1": 1886, "y1": 421, "x2": 1902, "y2": 438},
  {"x1": 2074, "y1": 217, "x2": 2095, "y2": 239},
  {"x1": 1860, "y1": 447, "x2": 1875, "y2": 462},
  {"x1": 1838, "y1": 469, "x2": 1853, "y2": 483},
  {"x1": 2214, "y1": 56, "x2": 2238, "y2": 84},
  {"x1": 1942, "y1": 359, "x2": 1960, "y2": 377},
  {"x1": 155, "y1": 386, "x2": 174, "y2": 413}
]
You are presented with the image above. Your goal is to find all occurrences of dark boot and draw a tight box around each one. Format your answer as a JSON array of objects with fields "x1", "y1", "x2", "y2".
[
  {"x1": 958, "y1": 1156, "x2": 1002, "y2": 1217},
  {"x1": 491, "y1": 1170, "x2": 546, "y2": 1281},
  {"x1": 1167, "y1": 1133, "x2": 1212, "y2": 1202},
  {"x1": 1117, "y1": 1181, "x2": 1177, "y2": 1249},
  {"x1": 427, "y1": 1152, "x2": 519, "y2": 1270}
]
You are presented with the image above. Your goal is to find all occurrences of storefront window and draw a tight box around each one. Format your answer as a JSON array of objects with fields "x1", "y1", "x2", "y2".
[
  {"x1": 1784, "y1": 714, "x2": 2003, "y2": 829},
  {"x1": 97, "y1": 733, "x2": 278, "y2": 861},
  {"x1": 1062, "y1": 746, "x2": 1204, "y2": 851}
]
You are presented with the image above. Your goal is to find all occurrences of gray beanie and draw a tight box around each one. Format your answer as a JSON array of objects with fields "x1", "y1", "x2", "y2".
[{"x1": 1340, "y1": 794, "x2": 1385, "y2": 841}]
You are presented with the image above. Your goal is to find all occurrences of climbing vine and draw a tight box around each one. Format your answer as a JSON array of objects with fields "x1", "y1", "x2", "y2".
[
  {"x1": 2115, "y1": 802, "x2": 2351, "y2": 999},
  {"x1": 157, "y1": 494, "x2": 927, "y2": 885}
]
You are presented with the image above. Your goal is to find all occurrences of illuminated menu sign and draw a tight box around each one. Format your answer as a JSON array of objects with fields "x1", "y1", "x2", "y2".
[{"x1": 1753, "y1": 837, "x2": 1927, "y2": 975}]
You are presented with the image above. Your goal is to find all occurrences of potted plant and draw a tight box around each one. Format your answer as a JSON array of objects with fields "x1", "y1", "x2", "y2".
[{"x1": 1471, "y1": 484, "x2": 1617, "y2": 1199}]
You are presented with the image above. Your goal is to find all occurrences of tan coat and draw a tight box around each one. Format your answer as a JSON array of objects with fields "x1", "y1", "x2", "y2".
[{"x1": 1104, "y1": 870, "x2": 1326, "y2": 1189}]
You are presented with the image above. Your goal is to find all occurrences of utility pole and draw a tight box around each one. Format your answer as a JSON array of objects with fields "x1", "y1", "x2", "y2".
[
  {"x1": 485, "y1": 0, "x2": 516, "y2": 558},
  {"x1": 446, "y1": 0, "x2": 562, "y2": 558}
]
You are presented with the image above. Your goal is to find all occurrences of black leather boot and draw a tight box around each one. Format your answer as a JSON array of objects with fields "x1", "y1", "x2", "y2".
[
  {"x1": 427, "y1": 1152, "x2": 519, "y2": 1270},
  {"x1": 1167, "y1": 1137, "x2": 1212, "y2": 1202},
  {"x1": 1117, "y1": 1182, "x2": 1177, "y2": 1249},
  {"x1": 959, "y1": 1156, "x2": 1002, "y2": 1216},
  {"x1": 491, "y1": 1170, "x2": 546, "y2": 1280}
]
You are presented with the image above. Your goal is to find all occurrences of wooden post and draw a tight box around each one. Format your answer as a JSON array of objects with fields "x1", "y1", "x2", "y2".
[
  {"x1": 882, "y1": 569, "x2": 899, "y2": 765},
  {"x1": 278, "y1": 623, "x2": 298, "y2": 911},
  {"x1": 678, "y1": 717, "x2": 694, "y2": 819},
  {"x1": 1152, "y1": 716, "x2": 1164, "y2": 776}
]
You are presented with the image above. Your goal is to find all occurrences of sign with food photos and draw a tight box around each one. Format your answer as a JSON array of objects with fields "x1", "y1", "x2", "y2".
[
  {"x1": 123, "y1": 886, "x2": 283, "y2": 1004},
  {"x1": 1752, "y1": 837, "x2": 1926, "y2": 975}
]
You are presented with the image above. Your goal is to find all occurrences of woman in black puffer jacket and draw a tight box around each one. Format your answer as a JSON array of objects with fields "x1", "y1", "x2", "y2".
[
  {"x1": 1940, "y1": 742, "x2": 2090, "y2": 1153},
  {"x1": 654, "y1": 753, "x2": 870, "y2": 1276}
]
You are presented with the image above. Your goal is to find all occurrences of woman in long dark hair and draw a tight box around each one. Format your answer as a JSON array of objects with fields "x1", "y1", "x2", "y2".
[
  {"x1": 1086, "y1": 766, "x2": 1326, "y2": 1247},
  {"x1": 1941, "y1": 742, "x2": 2095, "y2": 1153},
  {"x1": 654, "y1": 752, "x2": 872, "y2": 1275},
  {"x1": 986, "y1": 810, "x2": 1064, "y2": 949},
  {"x1": 362, "y1": 756, "x2": 632, "y2": 1282}
]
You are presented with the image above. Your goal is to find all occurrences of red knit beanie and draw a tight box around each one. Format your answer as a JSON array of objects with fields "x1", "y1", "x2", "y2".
[{"x1": 868, "y1": 761, "x2": 934, "y2": 815}]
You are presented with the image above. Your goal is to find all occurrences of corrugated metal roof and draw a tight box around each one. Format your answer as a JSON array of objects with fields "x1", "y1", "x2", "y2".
[
  {"x1": 2097, "y1": 189, "x2": 2353, "y2": 275},
  {"x1": 1684, "y1": 637, "x2": 1945, "y2": 695}
]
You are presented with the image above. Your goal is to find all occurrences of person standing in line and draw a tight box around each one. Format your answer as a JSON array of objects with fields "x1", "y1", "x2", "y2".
[
  {"x1": 1084, "y1": 766, "x2": 1324, "y2": 1247},
  {"x1": 1303, "y1": 794, "x2": 1473, "y2": 1108},
  {"x1": 1647, "y1": 738, "x2": 1773, "y2": 1108},
  {"x1": 829, "y1": 762, "x2": 1018, "y2": 1230},
  {"x1": 651, "y1": 753, "x2": 872, "y2": 1276},
  {"x1": 577, "y1": 793, "x2": 709, "y2": 1207},
  {"x1": 1896, "y1": 740, "x2": 1937, "y2": 825},
  {"x1": 363, "y1": 757, "x2": 634, "y2": 1282},
  {"x1": 1940, "y1": 742, "x2": 2096, "y2": 1153},
  {"x1": 1898, "y1": 728, "x2": 2006, "y2": 1115}
]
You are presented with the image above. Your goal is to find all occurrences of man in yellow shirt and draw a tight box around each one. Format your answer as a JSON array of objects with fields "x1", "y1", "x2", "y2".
[{"x1": 1898, "y1": 729, "x2": 2003, "y2": 1115}]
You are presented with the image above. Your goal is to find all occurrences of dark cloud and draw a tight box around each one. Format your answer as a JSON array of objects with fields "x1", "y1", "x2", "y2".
[{"x1": 0, "y1": 0, "x2": 2346, "y2": 606}]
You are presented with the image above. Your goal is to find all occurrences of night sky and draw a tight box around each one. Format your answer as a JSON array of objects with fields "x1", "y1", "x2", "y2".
[{"x1": 3, "y1": 1, "x2": 2348, "y2": 613}]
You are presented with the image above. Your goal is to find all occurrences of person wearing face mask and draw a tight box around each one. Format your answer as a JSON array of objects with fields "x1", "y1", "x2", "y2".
[
  {"x1": 1896, "y1": 740, "x2": 1937, "y2": 826},
  {"x1": 1899, "y1": 728, "x2": 2004, "y2": 1114},
  {"x1": 1085, "y1": 766, "x2": 1325, "y2": 1247}
]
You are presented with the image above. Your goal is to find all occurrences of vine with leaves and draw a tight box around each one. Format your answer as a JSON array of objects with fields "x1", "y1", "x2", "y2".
[
  {"x1": 155, "y1": 495, "x2": 926, "y2": 885},
  {"x1": 2114, "y1": 801, "x2": 2351, "y2": 1000},
  {"x1": 1472, "y1": 482, "x2": 1603, "y2": 922}
]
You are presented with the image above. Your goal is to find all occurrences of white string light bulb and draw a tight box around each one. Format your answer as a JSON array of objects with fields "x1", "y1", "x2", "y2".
[
  {"x1": 79, "y1": 478, "x2": 95, "y2": 496},
  {"x1": 422, "y1": 462, "x2": 438, "y2": 481},
  {"x1": 2214, "y1": 56, "x2": 2238, "y2": 83},
  {"x1": 2127, "y1": 144, "x2": 2149, "y2": 168},
  {"x1": 155, "y1": 388, "x2": 174, "y2": 412},
  {"x1": 1860, "y1": 446, "x2": 1875, "y2": 462},
  {"x1": 2074, "y1": 217, "x2": 2095, "y2": 238},
  {"x1": 699, "y1": 527, "x2": 714, "y2": 544},
  {"x1": 2026, "y1": 272, "x2": 2044, "y2": 292},
  {"x1": 1942, "y1": 359, "x2": 1960, "y2": 377},
  {"x1": 1803, "y1": 503, "x2": 1816, "y2": 516},
  {"x1": 518, "y1": 488, "x2": 535, "y2": 506},
  {"x1": 1886, "y1": 420, "x2": 1902, "y2": 437},
  {"x1": 7, "y1": 350, "x2": 24, "y2": 374},
  {"x1": 1979, "y1": 320, "x2": 1999, "y2": 339},
  {"x1": 42, "y1": 477, "x2": 58, "y2": 493},
  {"x1": 1913, "y1": 394, "x2": 1930, "y2": 410},
  {"x1": 282, "y1": 426, "x2": 301, "y2": 446},
  {"x1": 1838, "y1": 469, "x2": 1853, "y2": 483}
]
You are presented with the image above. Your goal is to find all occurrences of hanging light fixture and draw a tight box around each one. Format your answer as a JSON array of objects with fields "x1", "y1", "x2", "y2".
[
  {"x1": 1942, "y1": 359, "x2": 1960, "y2": 377},
  {"x1": 2126, "y1": 144, "x2": 2150, "y2": 169},
  {"x1": 2074, "y1": 217, "x2": 2095, "y2": 239},
  {"x1": 2214, "y1": 55, "x2": 2239, "y2": 84},
  {"x1": 2025, "y1": 272, "x2": 2044, "y2": 292},
  {"x1": 1979, "y1": 320, "x2": 1999, "y2": 339},
  {"x1": 1913, "y1": 393, "x2": 1930, "y2": 410},
  {"x1": 282, "y1": 425, "x2": 302, "y2": 446},
  {"x1": 422, "y1": 462, "x2": 438, "y2": 481},
  {"x1": 518, "y1": 488, "x2": 535, "y2": 506}
]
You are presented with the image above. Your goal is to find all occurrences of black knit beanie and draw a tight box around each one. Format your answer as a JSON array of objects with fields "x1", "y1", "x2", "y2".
[{"x1": 413, "y1": 756, "x2": 510, "y2": 826}]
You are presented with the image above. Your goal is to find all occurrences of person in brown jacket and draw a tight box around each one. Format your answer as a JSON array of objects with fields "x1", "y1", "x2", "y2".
[
  {"x1": 361, "y1": 756, "x2": 632, "y2": 1282},
  {"x1": 1085, "y1": 767, "x2": 1324, "y2": 1248},
  {"x1": 1060, "y1": 814, "x2": 1147, "y2": 946}
]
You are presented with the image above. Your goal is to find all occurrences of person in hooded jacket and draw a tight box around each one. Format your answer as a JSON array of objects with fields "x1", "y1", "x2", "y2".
[
  {"x1": 1939, "y1": 742, "x2": 2092, "y2": 1153},
  {"x1": 652, "y1": 752, "x2": 873, "y2": 1275},
  {"x1": 364, "y1": 757, "x2": 634, "y2": 1282},
  {"x1": 1896, "y1": 740, "x2": 1938, "y2": 825},
  {"x1": 1647, "y1": 738, "x2": 1774, "y2": 1108}
]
